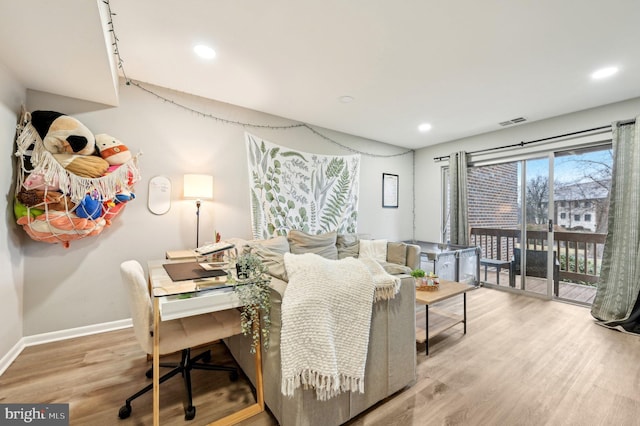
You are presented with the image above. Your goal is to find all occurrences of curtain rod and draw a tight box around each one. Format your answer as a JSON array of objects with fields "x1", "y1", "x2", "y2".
[{"x1": 433, "y1": 119, "x2": 636, "y2": 162}]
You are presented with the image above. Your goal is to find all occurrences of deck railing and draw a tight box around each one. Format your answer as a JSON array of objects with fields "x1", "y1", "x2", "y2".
[{"x1": 470, "y1": 227, "x2": 607, "y2": 284}]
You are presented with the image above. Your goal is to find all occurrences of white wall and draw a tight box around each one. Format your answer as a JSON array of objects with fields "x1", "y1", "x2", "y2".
[
  {"x1": 414, "y1": 97, "x2": 640, "y2": 243},
  {"x1": 22, "y1": 80, "x2": 414, "y2": 335},
  {"x1": 0, "y1": 63, "x2": 26, "y2": 361},
  {"x1": 11, "y1": 77, "x2": 640, "y2": 345}
]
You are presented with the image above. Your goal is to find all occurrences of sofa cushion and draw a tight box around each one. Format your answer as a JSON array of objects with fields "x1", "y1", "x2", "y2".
[
  {"x1": 386, "y1": 242, "x2": 407, "y2": 265},
  {"x1": 288, "y1": 230, "x2": 338, "y2": 260},
  {"x1": 379, "y1": 261, "x2": 412, "y2": 275},
  {"x1": 336, "y1": 233, "x2": 360, "y2": 259},
  {"x1": 244, "y1": 236, "x2": 290, "y2": 281},
  {"x1": 359, "y1": 239, "x2": 387, "y2": 262}
]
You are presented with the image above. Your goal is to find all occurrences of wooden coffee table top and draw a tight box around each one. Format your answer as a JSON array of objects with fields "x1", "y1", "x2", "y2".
[{"x1": 415, "y1": 279, "x2": 472, "y2": 305}]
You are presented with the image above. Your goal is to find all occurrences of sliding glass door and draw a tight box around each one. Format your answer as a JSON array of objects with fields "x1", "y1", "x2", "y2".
[
  {"x1": 517, "y1": 156, "x2": 553, "y2": 296},
  {"x1": 465, "y1": 157, "x2": 554, "y2": 297},
  {"x1": 551, "y1": 146, "x2": 611, "y2": 304},
  {"x1": 460, "y1": 144, "x2": 611, "y2": 305}
]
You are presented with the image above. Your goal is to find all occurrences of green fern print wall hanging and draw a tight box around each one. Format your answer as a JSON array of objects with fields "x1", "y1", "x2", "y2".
[{"x1": 245, "y1": 133, "x2": 360, "y2": 239}]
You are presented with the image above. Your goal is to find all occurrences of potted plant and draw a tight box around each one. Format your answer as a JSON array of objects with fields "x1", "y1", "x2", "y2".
[
  {"x1": 228, "y1": 252, "x2": 272, "y2": 354},
  {"x1": 411, "y1": 268, "x2": 427, "y2": 287}
]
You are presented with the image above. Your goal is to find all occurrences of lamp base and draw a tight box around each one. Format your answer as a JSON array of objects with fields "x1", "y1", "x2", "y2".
[{"x1": 196, "y1": 199, "x2": 201, "y2": 248}]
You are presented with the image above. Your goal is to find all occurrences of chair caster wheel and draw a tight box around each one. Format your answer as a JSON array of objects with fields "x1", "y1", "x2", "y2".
[
  {"x1": 145, "y1": 367, "x2": 153, "y2": 378},
  {"x1": 184, "y1": 405, "x2": 196, "y2": 420},
  {"x1": 118, "y1": 404, "x2": 132, "y2": 419},
  {"x1": 230, "y1": 370, "x2": 239, "y2": 381}
]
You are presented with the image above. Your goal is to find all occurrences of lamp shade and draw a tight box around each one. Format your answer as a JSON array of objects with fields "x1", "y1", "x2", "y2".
[{"x1": 183, "y1": 174, "x2": 213, "y2": 200}]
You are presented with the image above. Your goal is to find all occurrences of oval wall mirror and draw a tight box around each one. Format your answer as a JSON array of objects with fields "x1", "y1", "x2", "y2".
[{"x1": 148, "y1": 175, "x2": 172, "y2": 215}]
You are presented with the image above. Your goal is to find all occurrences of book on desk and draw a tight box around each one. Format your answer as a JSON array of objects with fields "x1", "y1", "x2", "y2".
[
  {"x1": 162, "y1": 261, "x2": 228, "y2": 282},
  {"x1": 165, "y1": 242, "x2": 235, "y2": 263},
  {"x1": 165, "y1": 250, "x2": 198, "y2": 261}
]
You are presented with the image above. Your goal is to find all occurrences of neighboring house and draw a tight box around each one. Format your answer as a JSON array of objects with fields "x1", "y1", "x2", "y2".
[{"x1": 554, "y1": 180, "x2": 610, "y2": 232}]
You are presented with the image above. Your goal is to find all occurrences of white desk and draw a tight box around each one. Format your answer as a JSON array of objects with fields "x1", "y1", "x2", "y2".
[{"x1": 148, "y1": 260, "x2": 264, "y2": 426}]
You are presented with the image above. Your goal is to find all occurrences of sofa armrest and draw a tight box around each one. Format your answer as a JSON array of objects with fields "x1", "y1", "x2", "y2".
[{"x1": 405, "y1": 243, "x2": 421, "y2": 270}]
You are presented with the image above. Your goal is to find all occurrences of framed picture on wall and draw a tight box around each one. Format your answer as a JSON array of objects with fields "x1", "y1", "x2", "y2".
[{"x1": 382, "y1": 173, "x2": 399, "y2": 208}]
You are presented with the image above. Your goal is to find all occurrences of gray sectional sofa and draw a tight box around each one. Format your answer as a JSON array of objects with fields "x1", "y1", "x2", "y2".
[{"x1": 225, "y1": 232, "x2": 420, "y2": 426}]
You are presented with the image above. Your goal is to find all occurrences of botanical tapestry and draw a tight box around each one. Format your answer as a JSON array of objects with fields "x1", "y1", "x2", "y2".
[{"x1": 245, "y1": 133, "x2": 360, "y2": 239}]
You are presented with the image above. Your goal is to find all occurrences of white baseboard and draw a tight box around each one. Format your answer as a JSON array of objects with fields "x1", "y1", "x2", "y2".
[
  {"x1": 0, "y1": 339, "x2": 25, "y2": 377},
  {"x1": 22, "y1": 318, "x2": 133, "y2": 347},
  {"x1": 0, "y1": 318, "x2": 132, "y2": 376}
]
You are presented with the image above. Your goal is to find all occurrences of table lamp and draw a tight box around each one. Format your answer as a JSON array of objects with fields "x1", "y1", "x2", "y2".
[{"x1": 183, "y1": 174, "x2": 213, "y2": 248}]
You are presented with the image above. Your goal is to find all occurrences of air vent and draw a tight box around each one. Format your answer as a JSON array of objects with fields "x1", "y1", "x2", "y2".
[{"x1": 499, "y1": 117, "x2": 527, "y2": 126}]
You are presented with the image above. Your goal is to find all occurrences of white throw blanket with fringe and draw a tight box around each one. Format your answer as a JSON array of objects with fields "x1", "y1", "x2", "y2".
[{"x1": 280, "y1": 252, "x2": 401, "y2": 400}]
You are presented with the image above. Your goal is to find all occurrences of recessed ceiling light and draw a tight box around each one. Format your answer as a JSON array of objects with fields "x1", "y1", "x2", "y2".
[
  {"x1": 591, "y1": 66, "x2": 618, "y2": 80},
  {"x1": 194, "y1": 44, "x2": 216, "y2": 60},
  {"x1": 339, "y1": 95, "x2": 354, "y2": 103},
  {"x1": 418, "y1": 123, "x2": 432, "y2": 132}
]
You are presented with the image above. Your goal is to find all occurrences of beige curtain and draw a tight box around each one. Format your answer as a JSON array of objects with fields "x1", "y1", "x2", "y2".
[
  {"x1": 591, "y1": 117, "x2": 640, "y2": 334},
  {"x1": 449, "y1": 151, "x2": 469, "y2": 246}
]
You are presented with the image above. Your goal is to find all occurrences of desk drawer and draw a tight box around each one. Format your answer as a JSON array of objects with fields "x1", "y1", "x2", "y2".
[{"x1": 159, "y1": 288, "x2": 241, "y2": 320}]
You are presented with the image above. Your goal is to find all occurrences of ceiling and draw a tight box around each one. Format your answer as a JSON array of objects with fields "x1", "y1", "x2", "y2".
[{"x1": 2, "y1": 0, "x2": 640, "y2": 150}]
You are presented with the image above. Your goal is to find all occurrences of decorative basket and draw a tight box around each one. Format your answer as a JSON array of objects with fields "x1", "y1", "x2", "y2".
[
  {"x1": 415, "y1": 275, "x2": 440, "y2": 291},
  {"x1": 417, "y1": 283, "x2": 440, "y2": 291}
]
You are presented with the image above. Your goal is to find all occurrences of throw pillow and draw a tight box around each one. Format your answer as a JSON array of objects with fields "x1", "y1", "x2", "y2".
[
  {"x1": 251, "y1": 244, "x2": 288, "y2": 281},
  {"x1": 287, "y1": 230, "x2": 338, "y2": 260},
  {"x1": 225, "y1": 237, "x2": 250, "y2": 254},
  {"x1": 359, "y1": 239, "x2": 387, "y2": 262},
  {"x1": 336, "y1": 233, "x2": 359, "y2": 259},
  {"x1": 386, "y1": 242, "x2": 407, "y2": 265},
  {"x1": 244, "y1": 235, "x2": 290, "y2": 281}
]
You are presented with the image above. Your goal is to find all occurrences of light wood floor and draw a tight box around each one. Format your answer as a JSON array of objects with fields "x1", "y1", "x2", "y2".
[
  {"x1": 2, "y1": 288, "x2": 639, "y2": 426},
  {"x1": 482, "y1": 269, "x2": 597, "y2": 304}
]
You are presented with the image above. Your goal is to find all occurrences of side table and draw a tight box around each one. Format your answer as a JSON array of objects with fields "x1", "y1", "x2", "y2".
[{"x1": 415, "y1": 279, "x2": 472, "y2": 355}]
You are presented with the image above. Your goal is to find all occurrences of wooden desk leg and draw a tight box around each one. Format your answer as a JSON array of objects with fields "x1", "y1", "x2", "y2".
[
  {"x1": 153, "y1": 297, "x2": 160, "y2": 426},
  {"x1": 254, "y1": 326, "x2": 264, "y2": 410},
  {"x1": 208, "y1": 316, "x2": 264, "y2": 425}
]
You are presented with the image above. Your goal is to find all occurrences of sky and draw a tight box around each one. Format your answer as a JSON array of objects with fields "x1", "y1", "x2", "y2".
[{"x1": 523, "y1": 148, "x2": 612, "y2": 184}]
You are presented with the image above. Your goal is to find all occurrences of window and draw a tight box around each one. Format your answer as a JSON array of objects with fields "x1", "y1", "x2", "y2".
[
  {"x1": 445, "y1": 143, "x2": 612, "y2": 305},
  {"x1": 585, "y1": 214, "x2": 592, "y2": 222}
]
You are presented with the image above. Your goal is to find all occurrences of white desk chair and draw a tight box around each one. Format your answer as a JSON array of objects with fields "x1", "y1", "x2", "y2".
[{"x1": 118, "y1": 260, "x2": 242, "y2": 421}]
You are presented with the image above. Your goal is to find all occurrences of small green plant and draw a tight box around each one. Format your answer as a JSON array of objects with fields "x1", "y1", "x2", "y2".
[
  {"x1": 228, "y1": 252, "x2": 272, "y2": 354},
  {"x1": 411, "y1": 268, "x2": 426, "y2": 278}
]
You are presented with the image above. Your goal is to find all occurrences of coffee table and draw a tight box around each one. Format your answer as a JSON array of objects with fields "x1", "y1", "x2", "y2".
[{"x1": 415, "y1": 279, "x2": 472, "y2": 355}]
